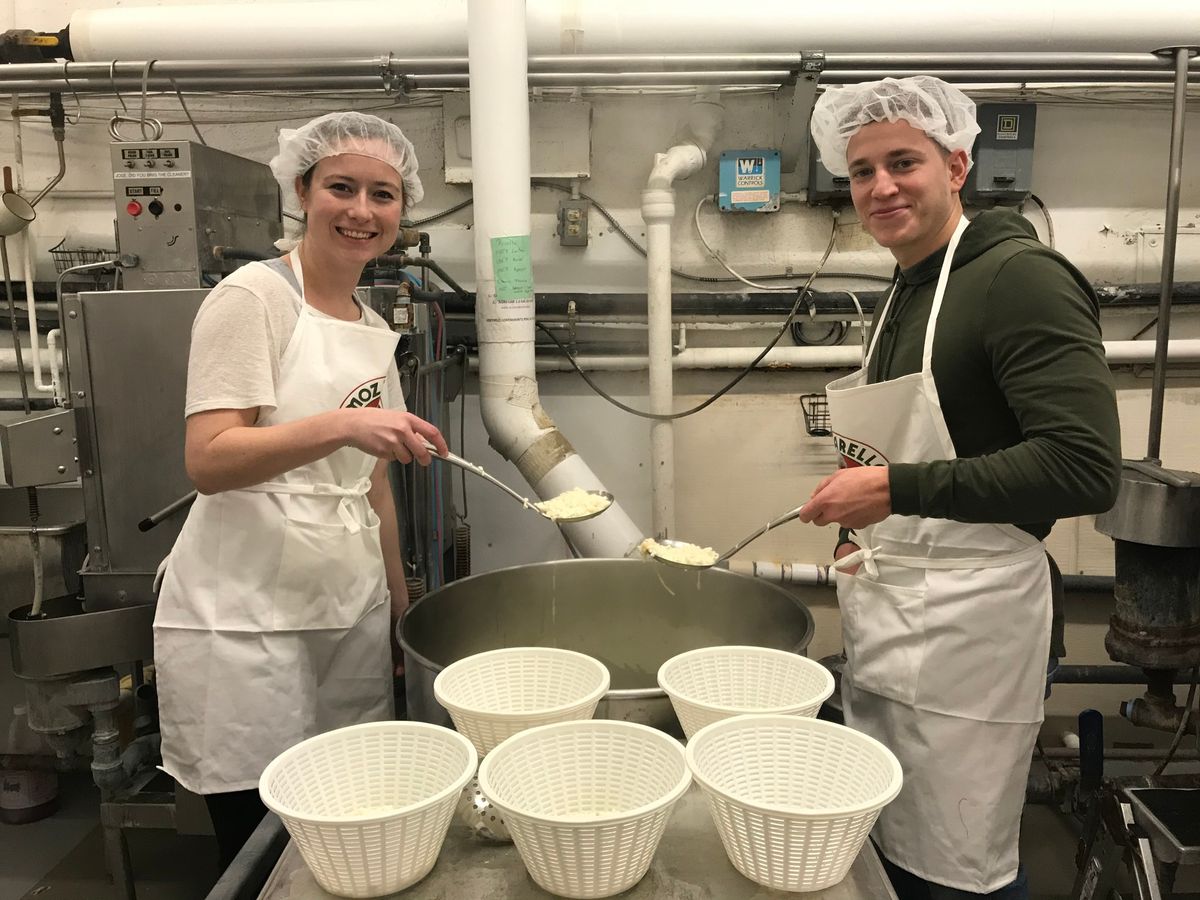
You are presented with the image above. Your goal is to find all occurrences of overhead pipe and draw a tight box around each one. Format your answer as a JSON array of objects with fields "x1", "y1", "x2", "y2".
[
  {"x1": 463, "y1": 339, "x2": 1200, "y2": 374},
  {"x1": 467, "y1": 0, "x2": 642, "y2": 559},
  {"x1": 643, "y1": 91, "x2": 724, "y2": 538},
  {"x1": 64, "y1": 2, "x2": 1200, "y2": 61}
]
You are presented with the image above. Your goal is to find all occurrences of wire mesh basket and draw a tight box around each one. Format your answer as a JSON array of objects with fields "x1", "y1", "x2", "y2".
[
  {"x1": 259, "y1": 721, "x2": 477, "y2": 898},
  {"x1": 49, "y1": 239, "x2": 117, "y2": 276},
  {"x1": 434, "y1": 647, "x2": 610, "y2": 756},
  {"x1": 686, "y1": 714, "x2": 903, "y2": 892},
  {"x1": 478, "y1": 720, "x2": 691, "y2": 899},
  {"x1": 800, "y1": 393, "x2": 831, "y2": 437},
  {"x1": 657, "y1": 646, "x2": 835, "y2": 740}
]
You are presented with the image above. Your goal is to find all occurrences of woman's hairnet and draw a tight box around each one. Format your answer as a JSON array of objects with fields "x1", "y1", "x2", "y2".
[
  {"x1": 269, "y1": 111, "x2": 424, "y2": 251},
  {"x1": 809, "y1": 76, "x2": 980, "y2": 177}
]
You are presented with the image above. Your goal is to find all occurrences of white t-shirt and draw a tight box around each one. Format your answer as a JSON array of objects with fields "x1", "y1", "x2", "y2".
[{"x1": 184, "y1": 260, "x2": 405, "y2": 420}]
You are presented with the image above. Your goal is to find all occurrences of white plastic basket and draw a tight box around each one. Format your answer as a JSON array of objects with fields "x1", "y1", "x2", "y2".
[
  {"x1": 686, "y1": 714, "x2": 902, "y2": 892},
  {"x1": 433, "y1": 647, "x2": 610, "y2": 756},
  {"x1": 477, "y1": 719, "x2": 691, "y2": 899},
  {"x1": 657, "y1": 645, "x2": 835, "y2": 739},
  {"x1": 259, "y1": 721, "x2": 477, "y2": 898}
]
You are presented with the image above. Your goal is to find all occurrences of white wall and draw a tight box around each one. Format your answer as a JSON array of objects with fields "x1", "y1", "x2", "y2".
[{"x1": 5, "y1": 0, "x2": 1200, "y2": 731}]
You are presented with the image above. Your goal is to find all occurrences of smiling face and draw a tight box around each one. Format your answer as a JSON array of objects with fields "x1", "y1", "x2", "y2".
[
  {"x1": 846, "y1": 119, "x2": 968, "y2": 268},
  {"x1": 295, "y1": 149, "x2": 404, "y2": 265}
]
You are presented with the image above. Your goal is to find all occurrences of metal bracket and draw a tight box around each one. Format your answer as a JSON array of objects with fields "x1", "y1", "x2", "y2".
[{"x1": 775, "y1": 51, "x2": 824, "y2": 182}]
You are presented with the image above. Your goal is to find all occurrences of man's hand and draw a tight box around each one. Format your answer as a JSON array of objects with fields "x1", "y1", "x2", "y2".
[{"x1": 798, "y1": 466, "x2": 892, "y2": 530}]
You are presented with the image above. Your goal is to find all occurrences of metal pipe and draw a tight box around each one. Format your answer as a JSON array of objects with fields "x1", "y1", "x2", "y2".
[
  {"x1": 1, "y1": 58, "x2": 1198, "y2": 93},
  {"x1": 30, "y1": 137, "x2": 66, "y2": 208},
  {"x1": 1, "y1": 237, "x2": 31, "y2": 414},
  {"x1": 1146, "y1": 47, "x2": 1195, "y2": 463},
  {"x1": 1052, "y1": 665, "x2": 1198, "y2": 685},
  {"x1": 1041, "y1": 747, "x2": 1200, "y2": 761}
]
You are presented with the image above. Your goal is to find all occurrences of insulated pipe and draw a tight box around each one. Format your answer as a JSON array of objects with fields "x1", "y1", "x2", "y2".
[
  {"x1": 467, "y1": 0, "x2": 641, "y2": 559},
  {"x1": 66, "y1": 2, "x2": 1200, "y2": 60},
  {"x1": 643, "y1": 92, "x2": 724, "y2": 538}
]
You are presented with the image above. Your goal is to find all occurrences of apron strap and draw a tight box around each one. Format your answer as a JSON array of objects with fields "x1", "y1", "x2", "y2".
[
  {"x1": 241, "y1": 476, "x2": 374, "y2": 533},
  {"x1": 834, "y1": 540, "x2": 1044, "y2": 578},
  {"x1": 921, "y1": 216, "x2": 971, "y2": 371}
]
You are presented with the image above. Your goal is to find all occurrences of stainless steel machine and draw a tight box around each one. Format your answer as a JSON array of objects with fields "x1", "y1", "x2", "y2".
[{"x1": 111, "y1": 140, "x2": 281, "y2": 290}]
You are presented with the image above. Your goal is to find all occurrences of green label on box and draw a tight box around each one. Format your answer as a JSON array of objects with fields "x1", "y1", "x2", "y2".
[{"x1": 490, "y1": 234, "x2": 534, "y2": 302}]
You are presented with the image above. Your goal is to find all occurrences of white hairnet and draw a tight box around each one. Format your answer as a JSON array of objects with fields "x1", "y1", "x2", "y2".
[
  {"x1": 809, "y1": 76, "x2": 980, "y2": 177},
  {"x1": 270, "y1": 111, "x2": 423, "y2": 251}
]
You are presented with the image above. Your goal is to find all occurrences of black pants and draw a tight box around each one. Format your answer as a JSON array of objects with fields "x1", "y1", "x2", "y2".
[
  {"x1": 881, "y1": 854, "x2": 1029, "y2": 900},
  {"x1": 204, "y1": 788, "x2": 268, "y2": 871}
]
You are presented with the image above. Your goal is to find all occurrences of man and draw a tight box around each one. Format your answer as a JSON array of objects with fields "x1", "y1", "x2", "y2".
[{"x1": 800, "y1": 77, "x2": 1121, "y2": 899}]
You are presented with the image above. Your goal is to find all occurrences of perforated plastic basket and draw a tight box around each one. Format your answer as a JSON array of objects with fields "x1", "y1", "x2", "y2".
[
  {"x1": 433, "y1": 647, "x2": 610, "y2": 756},
  {"x1": 259, "y1": 721, "x2": 477, "y2": 898},
  {"x1": 686, "y1": 714, "x2": 903, "y2": 892},
  {"x1": 657, "y1": 645, "x2": 835, "y2": 739},
  {"x1": 477, "y1": 719, "x2": 691, "y2": 899}
]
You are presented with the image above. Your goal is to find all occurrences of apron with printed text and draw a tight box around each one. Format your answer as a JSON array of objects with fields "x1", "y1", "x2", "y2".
[
  {"x1": 825, "y1": 218, "x2": 1052, "y2": 892},
  {"x1": 154, "y1": 250, "x2": 399, "y2": 794}
]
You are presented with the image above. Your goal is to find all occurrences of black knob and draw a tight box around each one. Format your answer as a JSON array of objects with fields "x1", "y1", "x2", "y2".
[{"x1": 148, "y1": 199, "x2": 164, "y2": 217}]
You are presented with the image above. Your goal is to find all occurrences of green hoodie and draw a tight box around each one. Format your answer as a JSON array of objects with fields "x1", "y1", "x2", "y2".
[{"x1": 867, "y1": 208, "x2": 1121, "y2": 539}]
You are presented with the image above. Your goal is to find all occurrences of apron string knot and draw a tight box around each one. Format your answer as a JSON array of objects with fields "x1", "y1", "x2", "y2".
[{"x1": 833, "y1": 545, "x2": 881, "y2": 578}]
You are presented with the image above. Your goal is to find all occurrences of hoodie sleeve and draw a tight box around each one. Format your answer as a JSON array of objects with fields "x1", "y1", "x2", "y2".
[{"x1": 888, "y1": 247, "x2": 1122, "y2": 524}]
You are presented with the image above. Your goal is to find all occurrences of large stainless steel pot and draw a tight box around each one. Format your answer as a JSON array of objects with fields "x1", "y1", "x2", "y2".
[{"x1": 399, "y1": 558, "x2": 816, "y2": 735}]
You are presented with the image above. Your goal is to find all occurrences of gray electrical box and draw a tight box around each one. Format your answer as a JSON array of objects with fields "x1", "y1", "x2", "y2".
[
  {"x1": 963, "y1": 103, "x2": 1037, "y2": 206},
  {"x1": 111, "y1": 141, "x2": 281, "y2": 290},
  {"x1": 806, "y1": 139, "x2": 851, "y2": 206}
]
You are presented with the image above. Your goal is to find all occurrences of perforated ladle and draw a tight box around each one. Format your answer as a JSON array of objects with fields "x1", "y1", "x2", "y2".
[
  {"x1": 425, "y1": 443, "x2": 614, "y2": 524},
  {"x1": 644, "y1": 503, "x2": 808, "y2": 569}
]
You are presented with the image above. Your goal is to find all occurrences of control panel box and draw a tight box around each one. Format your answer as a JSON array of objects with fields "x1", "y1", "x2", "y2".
[
  {"x1": 111, "y1": 141, "x2": 281, "y2": 290},
  {"x1": 806, "y1": 140, "x2": 852, "y2": 205},
  {"x1": 718, "y1": 149, "x2": 781, "y2": 213},
  {"x1": 963, "y1": 103, "x2": 1037, "y2": 205}
]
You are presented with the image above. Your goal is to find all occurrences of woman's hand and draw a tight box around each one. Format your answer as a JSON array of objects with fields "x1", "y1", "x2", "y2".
[{"x1": 341, "y1": 409, "x2": 449, "y2": 465}]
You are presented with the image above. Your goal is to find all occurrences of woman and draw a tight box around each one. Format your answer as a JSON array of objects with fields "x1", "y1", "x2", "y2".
[{"x1": 152, "y1": 111, "x2": 448, "y2": 867}]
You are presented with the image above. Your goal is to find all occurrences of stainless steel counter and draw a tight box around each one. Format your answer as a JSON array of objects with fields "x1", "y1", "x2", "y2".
[{"x1": 257, "y1": 786, "x2": 898, "y2": 900}]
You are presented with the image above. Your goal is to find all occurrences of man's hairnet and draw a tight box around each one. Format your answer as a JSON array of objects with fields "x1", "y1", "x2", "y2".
[
  {"x1": 809, "y1": 76, "x2": 980, "y2": 177},
  {"x1": 269, "y1": 111, "x2": 423, "y2": 251}
]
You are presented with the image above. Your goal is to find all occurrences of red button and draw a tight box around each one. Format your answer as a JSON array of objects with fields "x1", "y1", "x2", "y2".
[{"x1": 126, "y1": 200, "x2": 143, "y2": 216}]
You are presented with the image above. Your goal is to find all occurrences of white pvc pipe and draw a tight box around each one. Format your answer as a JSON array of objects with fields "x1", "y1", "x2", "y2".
[
  {"x1": 468, "y1": 0, "x2": 642, "y2": 559},
  {"x1": 727, "y1": 560, "x2": 831, "y2": 587},
  {"x1": 471, "y1": 339, "x2": 1200, "y2": 373},
  {"x1": 642, "y1": 93, "x2": 724, "y2": 538},
  {"x1": 68, "y1": 2, "x2": 1200, "y2": 61}
]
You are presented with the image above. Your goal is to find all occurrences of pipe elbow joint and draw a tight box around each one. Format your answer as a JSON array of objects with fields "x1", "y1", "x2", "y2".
[{"x1": 647, "y1": 144, "x2": 706, "y2": 190}]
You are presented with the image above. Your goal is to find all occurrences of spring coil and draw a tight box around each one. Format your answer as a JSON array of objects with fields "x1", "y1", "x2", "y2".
[
  {"x1": 453, "y1": 523, "x2": 471, "y2": 580},
  {"x1": 404, "y1": 575, "x2": 426, "y2": 603}
]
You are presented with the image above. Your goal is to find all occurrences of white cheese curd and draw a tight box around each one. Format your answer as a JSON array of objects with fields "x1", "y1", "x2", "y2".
[
  {"x1": 639, "y1": 538, "x2": 719, "y2": 567},
  {"x1": 533, "y1": 488, "x2": 610, "y2": 520}
]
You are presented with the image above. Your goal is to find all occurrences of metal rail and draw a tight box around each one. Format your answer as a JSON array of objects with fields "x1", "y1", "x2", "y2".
[{"x1": 0, "y1": 52, "x2": 1197, "y2": 93}]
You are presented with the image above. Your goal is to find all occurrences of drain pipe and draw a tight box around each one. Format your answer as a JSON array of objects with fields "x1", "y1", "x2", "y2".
[
  {"x1": 643, "y1": 91, "x2": 724, "y2": 538},
  {"x1": 467, "y1": 0, "x2": 642, "y2": 558}
]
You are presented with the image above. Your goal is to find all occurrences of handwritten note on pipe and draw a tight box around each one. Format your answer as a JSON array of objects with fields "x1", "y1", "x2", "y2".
[{"x1": 490, "y1": 234, "x2": 534, "y2": 302}]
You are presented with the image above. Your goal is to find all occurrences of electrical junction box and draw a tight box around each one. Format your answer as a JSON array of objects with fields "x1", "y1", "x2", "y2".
[
  {"x1": 806, "y1": 140, "x2": 852, "y2": 206},
  {"x1": 963, "y1": 103, "x2": 1037, "y2": 206},
  {"x1": 718, "y1": 149, "x2": 781, "y2": 212}
]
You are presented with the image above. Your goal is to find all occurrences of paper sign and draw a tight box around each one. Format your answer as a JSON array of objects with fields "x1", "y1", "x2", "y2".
[{"x1": 490, "y1": 234, "x2": 534, "y2": 302}]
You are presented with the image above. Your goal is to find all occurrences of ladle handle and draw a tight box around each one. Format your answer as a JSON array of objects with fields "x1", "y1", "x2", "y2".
[
  {"x1": 717, "y1": 504, "x2": 808, "y2": 563},
  {"x1": 425, "y1": 443, "x2": 537, "y2": 510}
]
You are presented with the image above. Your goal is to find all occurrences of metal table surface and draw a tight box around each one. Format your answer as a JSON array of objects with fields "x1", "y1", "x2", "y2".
[{"x1": 256, "y1": 785, "x2": 898, "y2": 900}]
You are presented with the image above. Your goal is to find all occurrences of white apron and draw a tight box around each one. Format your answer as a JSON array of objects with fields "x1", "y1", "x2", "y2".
[
  {"x1": 154, "y1": 250, "x2": 399, "y2": 794},
  {"x1": 826, "y1": 218, "x2": 1051, "y2": 892}
]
